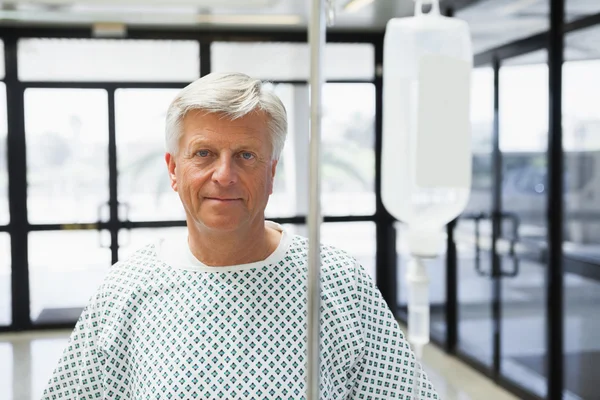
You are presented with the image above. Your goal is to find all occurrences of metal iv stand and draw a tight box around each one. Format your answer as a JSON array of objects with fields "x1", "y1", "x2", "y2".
[{"x1": 306, "y1": 0, "x2": 334, "y2": 399}]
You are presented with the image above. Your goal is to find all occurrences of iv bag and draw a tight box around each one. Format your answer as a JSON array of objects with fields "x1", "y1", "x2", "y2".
[{"x1": 382, "y1": 0, "x2": 473, "y2": 257}]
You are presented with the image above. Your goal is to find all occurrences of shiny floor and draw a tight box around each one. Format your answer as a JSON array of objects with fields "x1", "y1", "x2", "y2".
[{"x1": 0, "y1": 328, "x2": 518, "y2": 400}]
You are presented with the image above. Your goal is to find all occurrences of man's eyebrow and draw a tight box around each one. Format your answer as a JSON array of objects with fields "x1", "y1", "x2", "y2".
[{"x1": 186, "y1": 137, "x2": 264, "y2": 150}]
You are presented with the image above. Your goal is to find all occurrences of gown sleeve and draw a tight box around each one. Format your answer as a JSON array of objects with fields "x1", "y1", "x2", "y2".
[
  {"x1": 348, "y1": 262, "x2": 440, "y2": 400},
  {"x1": 41, "y1": 290, "x2": 106, "y2": 400}
]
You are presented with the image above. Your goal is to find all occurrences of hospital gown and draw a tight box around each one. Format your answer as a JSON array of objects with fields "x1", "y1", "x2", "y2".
[{"x1": 42, "y1": 222, "x2": 439, "y2": 399}]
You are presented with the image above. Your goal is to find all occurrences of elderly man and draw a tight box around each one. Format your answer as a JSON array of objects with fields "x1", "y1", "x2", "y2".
[{"x1": 42, "y1": 72, "x2": 438, "y2": 399}]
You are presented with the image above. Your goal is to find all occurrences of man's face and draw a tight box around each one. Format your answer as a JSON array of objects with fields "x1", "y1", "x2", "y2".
[{"x1": 166, "y1": 110, "x2": 278, "y2": 233}]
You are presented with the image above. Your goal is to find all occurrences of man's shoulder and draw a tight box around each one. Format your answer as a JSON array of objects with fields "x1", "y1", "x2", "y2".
[
  {"x1": 100, "y1": 242, "x2": 162, "y2": 294},
  {"x1": 288, "y1": 234, "x2": 359, "y2": 276}
]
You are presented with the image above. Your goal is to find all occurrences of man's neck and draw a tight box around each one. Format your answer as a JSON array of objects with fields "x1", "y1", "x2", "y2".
[{"x1": 186, "y1": 220, "x2": 280, "y2": 267}]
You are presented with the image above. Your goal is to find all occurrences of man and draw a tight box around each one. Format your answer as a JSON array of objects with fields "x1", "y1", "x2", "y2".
[{"x1": 42, "y1": 72, "x2": 438, "y2": 399}]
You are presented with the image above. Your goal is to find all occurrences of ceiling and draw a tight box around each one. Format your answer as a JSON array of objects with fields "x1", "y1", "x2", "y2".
[
  {"x1": 0, "y1": 0, "x2": 416, "y2": 31},
  {"x1": 456, "y1": 0, "x2": 600, "y2": 54},
  {"x1": 0, "y1": 0, "x2": 598, "y2": 59}
]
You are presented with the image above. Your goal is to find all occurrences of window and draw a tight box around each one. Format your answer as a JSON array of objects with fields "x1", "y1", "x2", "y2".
[
  {"x1": 0, "y1": 83, "x2": 7, "y2": 225},
  {"x1": 0, "y1": 233, "x2": 10, "y2": 325},
  {"x1": 18, "y1": 39, "x2": 200, "y2": 82},
  {"x1": 29, "y1": 231, "x2": 111, "y2": 324},
  {"x1": 25, "y1": 89, "x2": 109, "y2": 224},
  {"x1": 211, "y1": 42, "x2": 374, "y2": 81},
  {"x1": 265, "y1": 83, "x2": 376, "y2": 218},
  {"x1": 116, "y1": 88, "x2": 184, "y2": 221}
]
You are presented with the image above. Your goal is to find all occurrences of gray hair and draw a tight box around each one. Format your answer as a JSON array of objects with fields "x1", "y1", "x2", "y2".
[{"x1": 165, "y1": 72, "x2": 288, "y2": 160}]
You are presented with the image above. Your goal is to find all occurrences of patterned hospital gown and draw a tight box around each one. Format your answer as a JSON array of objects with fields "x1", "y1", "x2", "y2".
[{"x1": 42, "y1": 223, "x2": 439, "y2": 399}]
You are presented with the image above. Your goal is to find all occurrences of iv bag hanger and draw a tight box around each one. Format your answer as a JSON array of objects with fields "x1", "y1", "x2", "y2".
[{"x1": 414, "y1": 0, "x2": 440, "y2": 16}]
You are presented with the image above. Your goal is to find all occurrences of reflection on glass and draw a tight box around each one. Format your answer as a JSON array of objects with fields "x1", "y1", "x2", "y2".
[
  {"x1": 118, "y1": 226, "x2": 187, "y2": 261},
  {"x1": 0, "y1": 83, "x2": 8, "y2": 225},
  {"x1": 211, "y1": 42, "x2": 374, "y2": 80},
  {"x1": 0, "y1": 233, "x2": 10, "y2": 325},
  {"x1": 25, "y1": 89, "x2": 109, "y2": 224},
  {"x1": 456, "y1": 219, "x2": 493, "y2": 367},
  {"x1": 284, "y1": 222, "x2": 376, "y2": 281},
  {"x1": 500, "y1": 258, "x2": 547, "y2": 398},
  {"x1": 29, "y1": 231, "x2": 111, "y2": 324},
  {"x1": 396, "y1": 222, "x2": 447, "y2": 339},
  {"x1": 116, "y1": 89, "x2": 185, "y2": 222},
  {"x1": 500, "y1": 59, "x2": 548, "y2": 241},
  {"x1": 18, "y1": 39, "x2": 200, "y2": 82}
]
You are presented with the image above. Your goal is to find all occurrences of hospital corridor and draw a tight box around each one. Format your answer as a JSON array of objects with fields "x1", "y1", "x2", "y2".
[{"x1": 0, "y1": 0, "x2": 599, "y2": 399}]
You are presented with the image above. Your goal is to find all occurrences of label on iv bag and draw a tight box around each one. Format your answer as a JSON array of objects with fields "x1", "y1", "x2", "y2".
[{"x1": 416, "y1": 54, "x2": 471, "y2": 188}]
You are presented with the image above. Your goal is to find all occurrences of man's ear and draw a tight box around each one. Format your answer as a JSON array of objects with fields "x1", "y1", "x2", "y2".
[
  {"x1": 269, "y1": 159, "x2": 278, "y2": 195},
  {"x1": 165, "y1": 152, "x2": 178, "y2": 191}
]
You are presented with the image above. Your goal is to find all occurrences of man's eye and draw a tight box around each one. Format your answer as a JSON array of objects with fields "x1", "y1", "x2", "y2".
[
  {"x1": 197, "y1": 150, "x2": 210, "y2": 157},
  {"x1": 241, "y1": 152, "x2": 255, "y2": 160}
]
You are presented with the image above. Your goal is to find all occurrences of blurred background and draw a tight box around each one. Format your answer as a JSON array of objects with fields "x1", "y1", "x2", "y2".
[{"x1": 0, "y1": 0, "x2": 598, "y2": 399}]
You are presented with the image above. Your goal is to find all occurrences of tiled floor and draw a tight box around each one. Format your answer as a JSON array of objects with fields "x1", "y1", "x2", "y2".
[{"x1": 0, "y1": 328, "x2": 518, "y2": 400}]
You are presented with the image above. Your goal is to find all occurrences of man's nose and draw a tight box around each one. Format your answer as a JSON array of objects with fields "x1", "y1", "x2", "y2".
[{"x1": 212, "y1": 155, "x2": 238, "y2": 186}]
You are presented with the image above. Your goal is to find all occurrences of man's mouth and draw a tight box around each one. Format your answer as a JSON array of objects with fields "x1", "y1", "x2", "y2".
[{"x1": 205, "y1": 197, "x2": 241, "y2": 202}]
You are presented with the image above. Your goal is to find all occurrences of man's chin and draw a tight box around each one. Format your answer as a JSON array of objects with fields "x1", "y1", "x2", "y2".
[{"x1": 195, "y1": 215, "x2": 247, "y2": 233}]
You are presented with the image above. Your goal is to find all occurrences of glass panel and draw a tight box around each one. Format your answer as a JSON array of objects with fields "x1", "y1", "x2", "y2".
[
  {"x1": 500, "y1": 56, "x2": 548, "y2": 242},
  {"x1": 457, "y1": 220, "x2": 493, "y2": 367},
  {"x1": 25, "y1": 89, "x2": 109, "y2": 224},
  {"x1": 396, "y1": 222, "x2": 447, "y2": 340},
  {"x1": 0, "y1": 233, "x2": 10, "y2": 325},
  {"x1": 322, "y1": 84, "x2": 375, "y2": 216},
  {"x1": 499, "y1": 52, "x2": 548, "y2": 396},
  {"x1": 211, "y1": 42, "x2": 374, "y2": 80},
  {"x1": 118, "y1": 227, "x2": 187, "y2": 261},
  {"x1": 18, "y1": 39, "x2": 200, "y2": 82},
  {"x1": 116, "y1": 89, "x2": 185, "y2": 222},
  {"x1": 0, "y1": 40, "x2": 4, "y2": 79},
  {"x1": 0, "y1": 83, "x2": 7, "y2": 225},
  {"x1": 29, "y1": 231, "x2": 111, "y2": 324},
  {"x1": 284, "y1": 222, "x2": 376, "y2": 281},
  {"x1": 563, "y1": 271, "x2": 600, "y2": 400},
  {"x1": 562, "y1": 24, "x2": 600, "y2": 400},
  {"x1": 455, "y1": 66, "x2": 496, "y2": 363},
  {"x1": 0, "y1": 343, "x2": 12, "y2": 400},
  {"x1": 563, "y1": 58, "x2": 600, "y2": 258},
  {"x1": 265, "y1": 84, "x2": 303, "y2": 218},
  {"x1": 266, "y1": 83, "x2": 376, "y2": 218},
  {"x1": 465, "y1": 67, "x2": 495, "y2": 224},
  {"x1": 501, "y1": 258, "x2": 547, "y2": 398}
]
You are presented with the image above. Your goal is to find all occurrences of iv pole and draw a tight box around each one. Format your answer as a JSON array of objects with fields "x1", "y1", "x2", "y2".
[{"x1": 307, "y1": 0, "x2": 333, "y2": 398}]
